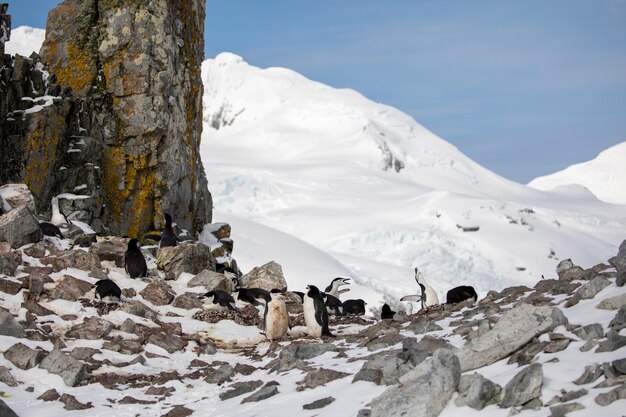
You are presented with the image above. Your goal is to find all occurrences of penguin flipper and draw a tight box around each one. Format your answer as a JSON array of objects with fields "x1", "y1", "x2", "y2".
[{"x1": 313, "y1": 296, "x2": 326, "y2": 328}]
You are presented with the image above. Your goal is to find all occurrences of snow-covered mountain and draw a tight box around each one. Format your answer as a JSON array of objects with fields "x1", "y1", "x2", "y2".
[
  {"x1": 200, "y1": 53, "x2": 626, "y2": 305},
  {"x1": 528, "y1": 142, "x2": 626, "y2": 205},
  {"x1": 3, "y1": 25, "x2": 44, "y2": 56}
]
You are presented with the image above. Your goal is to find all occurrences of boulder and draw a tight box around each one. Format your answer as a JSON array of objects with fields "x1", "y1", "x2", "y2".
[
  {"x1": 303, "y1": 397, "x2": 335, "y2": 410},
  {"x1": 205, "y1": 364, "x2": 235, "y2": 384},
  {"x1": 172, "y1": 293, "x2": 204, "y2": 310},
  {"x1": 241, "y1": 382, "x2": 280, "y2": 404},
  {"x1": 298, "y1": 368, "x2": 350, "y2": 390},
  {"x1": 0, "y1": 399, "x2": 19, "y2": 417},
  {"x1": 533, "y1": 279, "x2": 579, "y2": 295},
  {"x1": 240, "y1": 261, "x2": 288, "y2": 292},
  {"x1": 608, "y1": 239, "x2": 626, "y2": 286},
  {"x1": 556, "y1": 259, "x2": 584, "y2": 281},
  {"x1": 4, "y1": 342, "x2": 46, "y2": 370},
  {"x1": 266, "y1": 342, "x2": 337, "y2": 373},
  {"x1": 66, "y1": 316, "x2": 113, "y2": 340},
  {"x1": 0, "y1": 206, "x2": 42, "y2": 249},
  {"x1": 500, "y1": 363, "x2": 543, "y2": 407},
  {"x1": 89, "y1": 237, "x2": 128, "y2": 267},
  {"x1": 0, "y1": 310, "x2": 25, "y2": 338},
  {"x1": 596, "y1": 293, "x2": 626, "y2": 310},
  {"x1": 188, "y1": 269, "x2": 235, "y2": 292},
  {"x1": 119, "y1": 300, "x2": 158, "y2": 320},
  {"x1": 370, "y1": 349, "x2": 461, "y2": 417},
  {"x1": 0, "y1": 278, "x2": 22, "y2": 295},
  {"x1": 147, "y1": 332, "x2": 188, "y2": 354},
  {"x1": 609, "y1": 305, "x2": 626, "y2": 331},
  {"x1": 49, "y1": 275, "x2": 93, "y2": 302},
  {"x1": 140, "y1": 280, "x2": 175, "y2": 306},
  {"x1": 0, "y1": 184, "x2": 36, "y2": 212},
  {"x1": 0, "y1": 243, "x2": 20, "y2": 276},
  {"x1": 0, "y1": 366, "x2": 18, "y2": 387},
  {"x1": 219, "y1": 380, "x2": 263, "y2": 401},
  {"x1": 455, "y1": 372, "x2": 502, "y2": 410},
  {"x1": 574, "y1": 276, "x2": 611, "y2": 300},
  {"x1": 42, "y1": 250, "x2": 101, "y2": 272},
  {"x1": 156, "y1": 242, "x2": 215, "y2": 280},
  {"x1": 457, "y1": 304, "x2": 567, "y2": 371},
  {"x1": 39, "y1": 349, "x2": 88, "y2": 387}
]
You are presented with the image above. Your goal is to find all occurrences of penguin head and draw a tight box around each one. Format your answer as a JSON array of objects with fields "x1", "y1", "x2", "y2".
[
  {"x1": 269, "y1": 289, "x2": 284, "y2": 300},
  {"x1": 382, "y1": 303, "x2": 391, "y2": 313},
  {"x1": 203, "y1": 291, "x2": 215, "y2": 302},
  {"x1": 164, "y1": 213, "x2": 172, "y2": 227},
  {"x1": 306, "y1": 285, "x2": 321, "y2": 298},
  {"x1": 128, "y1": 238, "x2": 140, "y2": 249}
]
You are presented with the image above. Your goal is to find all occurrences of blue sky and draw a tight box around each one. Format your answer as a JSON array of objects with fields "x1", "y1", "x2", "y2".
[{"x1": 8, "y1": 1, "x2": 626, "y2": 183}]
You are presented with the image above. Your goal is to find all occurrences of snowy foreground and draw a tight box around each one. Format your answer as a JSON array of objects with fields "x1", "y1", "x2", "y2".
[{"x1": 0, "y1": 233, "x2": 624, "y2": 417}]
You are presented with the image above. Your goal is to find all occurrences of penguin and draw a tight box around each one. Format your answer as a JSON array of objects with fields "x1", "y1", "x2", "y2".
[
  {"x1": 93, "y1": 279, "x2": 122, "y2": 301},
  {"x1": 236, "y1": 287, "x2": 271, "y2": 307},
  {"x1": 264, "y1": 291, "x2": 290, "y2": 341},
  {"x1": 292, "y1": 291, "x2": 305, "y2": 302},
  {"x1": 414, "y1": 267, "x2": 439, "y2": 306},
  {"x1": 400, "y1": 294, "x2": 422, "y2": 314},
  {"x1": 446, "y1": 285, "x2": 478, "y2": 304},
  {"x1": 342, "y1": 299, "x2": 366, "y2": 315},
  {"x1": 39, "y1": 222, "x2": 64, "y2": 239},
  {"x1": 50, "y1": 196, "x2": 68, "y2": 226},
  {"x1": 323, "y1": 292, "x2": 344, "y2": 316},
  {"x1": 124, "y1": 238, "x2": 148, "y2": 278},
  {"x1": 381, "y1": 303, "x2": 396, "y2": 320},
  {"x1": 324, "y1": 277, "x2": 351, "y2": 298},
  {"x1": 303, "y1": 285, "x2": 333, "y2": 337},
  {"x1": 203, "y1": 290, "x2": 237, "y2": 311},
  {"x1": 159, "y1": 213, "x2": 178, "y2": 248}
]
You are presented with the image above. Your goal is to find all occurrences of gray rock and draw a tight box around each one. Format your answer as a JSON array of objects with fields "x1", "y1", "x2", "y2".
[
  {"x1": 575, "y1": 276, "x2": 611, "y2": 300},
  {"x1": 370, "y1": 349, "x2": 460, "y2": 417},
  {"x1": 0, "y1": 206, "x2": 42, "y2": 249},
  {"x1": 609, "y1": 305, "x2": 626, "y2": 331},
  {"x1": 508, "y1": 338, "x2": 547, "y2": 366},
  {"x1": 0, "y1": 399, "x2": 19, "y2": 417},
  {"x1": 267, "y1": 342, "x2": 337, "y2": 372},
  {"x1": 119, "y1": 300, "x2": 158, "y2": 320},
  {"x1": 613, "y1": 358, "x2": 626, "y2": 375},
  {"x1": 596, "y1": 330, "x2": 626, "y2": 352},
  {"x1": 544, "y1": 336, "x2": 571, "y2": 353},
  {"x1": 597, "y1": 293, "x2": 626, "y2": 310},
  {"x1": 59, "y1": 394, "x2": 92, "y2": 410},
  {"x1": 0, "y1": 245, "x2": 20, "y2": 276},
  {"x1": 0, "y1": 310, "x2": 25, "y2": 338},
  {"x1": 4, "y1": 342, "x2": 46, "y2": 370},
  {"x1": 102, "y1": 339, "x2": 143, "y2": 355},
  {"x1": 66, "y1": 316, "x2": 113, "y2": 340},
  {"x1": 608, "y1": 240, "x2": 626, "y2": 276},
  {"x1": 458, "y1": 304, "x2": 567, "y2": 371},
  {"x1": 219, "y1": 380, "x2": 263, "y2": 400},
  {"x1": 42, "y1": 250, "x2": 101, "y2": 272},
  {"x1": 500, "y1": 363, "x2": 543, "y2": 408},
  {"x1": 533, "y1": 279, "x2": 579, "y2": 295},
  {"x1": 574, "y1": 323, "x2": 604, "y2": 340},
  {"x1": 352, "y1": 368, "x2": 383, "y2": 384},
  {"x1": 455, "y1": 373, "x2": 502, "y2": 410},
  {"x1": 172, "y1": 292, "x2": 204, "y2": 310},
  {"x1": 89, "y1": 237, "x2": 127, "y2": 267},
  {"x1": 298, "y1": 368, "x2": 350, "y2": 390},
  {"x1": 594, "y1": 382, "x2": 626, "y2": 406},
  {"x1": 49, "y1": 275, "x2": 93, "y2": 302},
  {"x1": 205, "y1": 364, "x2": 235, "y2": 384},
  {"x1": 241, "y1": 382, "x2": 279, "y2": 403},
  {"x1": 0, "y1": 278, "x2": 21, "y2": 296},
  {"x1": 39, "y1": 349, "x2": 88, "y2": 387},
  {"x1": 140, "y1": 280, "x2": 175, "y2": 306},
  {"x1": 156, "y1": 242, "x2": 215, "y2": 280},
  {"x1": 557, "y1": 259, "x2": 585, "y2": 281},
  {"x1": 549, "y1": 402, "x2": 585, "y2": 417},
  {"x1": 162, "y1": 405, "x2": 194, "y2": 417},
  {"x1": 70, "y1": 347, "x2": 101, "y2": 361},
  {"x1": 0, "y1": 184, "x2": 35, "y2": 212},
  {"x1": 547, "y1": 388, "x2": 588, "y2": 405},
  {"x1": 147, "y1": 332, "x2": 188, "y2": 354},
  {"x1": 240, "y1": 261, "x2": 288, "y2": 292},
  {"x1": 303, "y1": 397, "x2": 335, "y2": 410},
  {"x1": 573, "y1": 364, "x2": 603, "y2": 385},
  {"x1": 0, "y1": 366, "x2": 18, "y2": 387},
  {"x1": 188, "y1": 269, "x2": 235, "y2": 292},
  {"x1": 38, "y1": 388, "x2": 60, "y2": 401}
]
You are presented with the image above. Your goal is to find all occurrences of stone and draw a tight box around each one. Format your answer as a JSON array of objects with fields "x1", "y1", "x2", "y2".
[
  {"x1": 162, "y1": 405, "x2": 193, "y2": 417},
  {"x1": 609, "y1": 305, "x2": 626, "y2": 331},
  {"x1": 59, "y1": 394, "x2": 92, "y2": 410},
  {"x1": 0, "y1": 184, "x2": 35, "y2": 212},
  {"x1": 3, "y1": 342, "x2": 46, "y2": 370},
  {"x1": 575, "y1": 276, "x2": 611, "y2": 300},
  {"x1": 148, "y1": 332, "x2": 188, "y2": 354},
  {"x1": 557, "y1": 259, "x2": 584, "y2": 281},
  {"x1": 458, "y1": 304, "x2": 567, "y2": 371},
  {"x1": 140, "y1": 280, "x2": 175, "y2": 306},
  {"x1": 533, "y1": 279, "x2": 579, "y2": 295},
  {"x1": 234, "y1": 363, "x2": 257, "y2": 376},
  {"x1": 594, "y1": 382, "x2": 626, "y2": 406},
  {"x1": 157, "y1": 242, "x2": 215, "y2": 280},
  {"x1": 241, "y1": 382, "x2": 280, "y2": 403},
  {"x1": 38, "y1": 388, "x2": 61, "y2": 402},
  {"x1": 26, "y1": 273, "x2": 46, "y2": 296},
  {"x1": 39, "y1": 349, "x2": 88, "y2": 387},
  {"x1": 573, "y1": 364, "x2": 603, "y2": 385},
  {"x1": 172, "y1": 292, "x2": 204, "y2": 310},
  {"x1": 549, "y1": 402, "x2": 585, "y2": 417},
  {"x1": 596, "y1": 330, "x2": 626, "y2": 352},
  {"x1": 352, "y1": 368, "x2": 383, "y2": 385},
  {"x1": 42, "y1": 250, "x2": 101, "y2": 273},
  {"x1": 205, "y1": 364, "x2": 235, "y2": 385},
  {"x1": 49, "y1": 275, "x2": 93, "y2": 301},
  {"x1": 0, "y1": 399, "x2": 19, "y2": 417},
  {"x1": 370, "y1": 349, "x2": 461, "y2": 417},
  {"x1": 0, "y1": 246, "x2": 20, "y2": 276},
  {"x1": 508, "y1": 338, "x2": 548, "y2": 365},
  {"x1": 574, "y1": 323, "x2": 604, "y2": 340},
  {"x1": 119, "y1": 300, "x2": 158, "y2": 320},
  {"x1": 544, "y1": 338, "x2": 571, "y2": 353},
  {"x1": 0, "y1": 206, "x2": 42, "y2": 248},
  {"x1": 608, "y1": 240, "x2": 626, "y2": 286},
  {"x1": 267, "y1": 342, "x2": 337, "y2": 373},
  {"x1": 613, "y1": 358, "x2": 626, "y2": 375},
  {"x1": 303, "y1": 397, "x2": 335, "y2": 410},
  {"x1": 70, "y1": 347, "x2": 101, "y2": 361},
  {"x1": 0, "y1": 366, "x2": 18, "y2": 387},
  {"x1": 89, "y1": 237, "x2": 127, "y2": 267},
  {"x1": 0, "y1": 310, "x2": 25, "y2": 338},
  {"x1": 219, "y1": 380, "x2": 263, "y2": 400},
  {"x1": 188, "y1": 269, "x2": 235, "y2": 292},
  {"x1": 597, "y1": 293, "x2": 626, "y2": 310},
  {"x1": 500, "y1": 363, "x2": 543, "y2": 408},
  {"x1": 102, "y1": 340, "x2": 143, "y2": 355},
  {"x1": 455, "y1": 372, "x2": 502, "y2": 410},
  {"x1": 0, "y1": 278, "x2": 21, "y2": 295},
  {"x1": 240, "y1": 261, "x2": 288, "y2": 292},
  {"x1": 66, "y1": 316, "x2": 113, "y2": 340},
  {"x1": 298, "y1": 368, "x2": 350, "y2": 390}
]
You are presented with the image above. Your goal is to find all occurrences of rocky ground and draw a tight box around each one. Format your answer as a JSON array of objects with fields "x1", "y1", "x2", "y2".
[{"x1": 0, "y1": 198, "x2": 625, "y2": 416}]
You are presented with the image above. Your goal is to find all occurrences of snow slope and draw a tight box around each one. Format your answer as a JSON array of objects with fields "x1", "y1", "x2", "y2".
[
  {"x1": 528, "y1": 142, "x2": 626, "y2": 205},
  {"x1": 201, "y1": 53, "x2": 626, "y2": 305},
  {"x1": 3, "y1": 25, "x2": 44, "y2": 57}
]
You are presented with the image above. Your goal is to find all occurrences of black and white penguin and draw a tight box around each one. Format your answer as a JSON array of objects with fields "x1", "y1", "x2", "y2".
[
  {"x1": 50, "y1": 196, "x2": 69, "y2": 226},
  {"x1": 39, "y1": 222, "x2": 64, "y2": 239},
  {"x1": 124, "y1": 238, "x2": 148, "y2": 278},
  {"x1": 446, "y1": 285, "x2": 478, "y2": 304},
  {"x1": 381, "y1": 303, "x2": 396, "y2": 320},
  {"x1": 303, "y1": 285, "x2": 333, "y2": 337},
  {"x1": 203, "y1": 290, "x2": 237, "y2": 311},
  {"x1": 159, "y1": 213, "x2": 178, "y2": 248},
  {"x1": 324, "y1": 277, "x2": 351, "y2": 298},
  {"x1": 342, "y1": 299, "x2": 367, "y2": 315},
  {"x1": 264, "y1": 291, "x2": 290, "y2": 341},
  {"x1": 414, "y1": 267, "x2": 439, "y2": 306},
  {"x1": 93, "y1": 279, "x2": 122, "y2": 300},
  {"x1": 236, "y1": 287, "x2": 271, "y2": 307},
  {"x1": 323, "y1": 292, "x2": 344, "y2": 316}
]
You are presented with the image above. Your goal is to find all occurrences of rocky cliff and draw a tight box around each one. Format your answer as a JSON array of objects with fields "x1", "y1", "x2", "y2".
[{"x1": 0, "y1": 1, "x2": 212, "y2": 236}]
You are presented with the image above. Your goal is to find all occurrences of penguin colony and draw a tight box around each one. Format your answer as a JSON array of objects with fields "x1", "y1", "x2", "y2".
[{"x1": 39, "y1": 207, "x2": 478, "y2": 341}]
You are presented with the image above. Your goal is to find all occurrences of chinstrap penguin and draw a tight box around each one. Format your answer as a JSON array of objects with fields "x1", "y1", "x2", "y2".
[
  {"x1": 324, "y1": 277, "x2": 350, "y2": 298},
  {"x1": 159, "y1": 213, "x2": 178, "y2": 248},
  {"x1": 381, "y1": 303, "x2": 396, "y2": 320},
  {"x1": 39, "y1": 222, "x2": 64, "y2": 239},
  {"x1": 124, "y1": 238, "x2": 148, "y2": 278},
  {"x1": 303, "y1": 285, "x2": 333, "y2": 337},
  {"x1": 446, "y1": 285, "x2": 478, "y2": 304},
  {"x1": 203, "y1": 290, "x2": 237, "y2": 311},
  {"x1": 236, "y1": 287, "x2": 271, "y2": 306},
  {"x1": 93, "y1": 279, "x2": 122, "y2": 300},
  {"x1": 342, "y1": 299, "x2": 366, "y2": 315},
  {"x1": 264, "y1": 290, "x2": 290, "y2": 340},
  {"x1": 323, "y1": 292, "x2": 344, "y2": 316}
]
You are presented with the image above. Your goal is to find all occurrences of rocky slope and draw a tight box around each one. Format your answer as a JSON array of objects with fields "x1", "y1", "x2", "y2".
[{"x1": 0, "y1": 196, "x2": 625, "y2": 416}]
